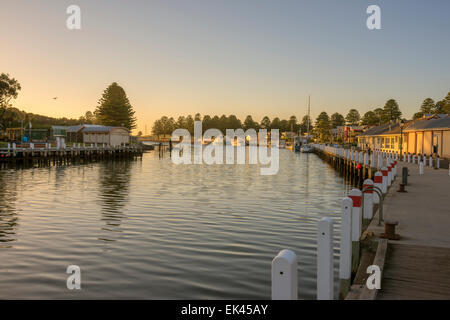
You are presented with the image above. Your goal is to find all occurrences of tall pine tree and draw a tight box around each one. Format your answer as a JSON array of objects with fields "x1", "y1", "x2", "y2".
[
  {"x1": 95, "y1": 82, "x2": 137, "y2": 130},
  {"x1": 382, "y1": 99, "x2": 402, "y2": 123}
]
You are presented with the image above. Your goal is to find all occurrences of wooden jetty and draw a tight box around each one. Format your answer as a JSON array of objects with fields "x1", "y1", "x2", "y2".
[
  {"x1": 312, "y1": 144, "x2": 383, "y2": 188},
  {"x1": 377, "y1": 243, "x2": 450, "y2": 299},
  {"x1": 0, "y1": 143, "x2": 143, "y2": 168}
]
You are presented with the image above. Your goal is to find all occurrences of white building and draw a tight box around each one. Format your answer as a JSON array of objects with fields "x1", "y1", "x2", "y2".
[{"x1": 66, "y1": 124, "x2": 130, "y2": 146}]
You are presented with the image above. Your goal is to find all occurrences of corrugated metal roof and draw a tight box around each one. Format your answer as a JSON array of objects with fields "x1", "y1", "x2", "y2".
[
  {"x1": 404, "y1": 115, "x2": 450, "y2": 131},
  {"x1": 81, "y1": 125, "x2": 115, "y2": 133},
  {"x1": 66, "y1": 125, "x2": 85, "y2": 133},
  {"x1": 360, "y1": 123, "x2": 401, "y2": 136},
  {"x1": 66, "y1": 124, "x2": 129, "y2": 133}
]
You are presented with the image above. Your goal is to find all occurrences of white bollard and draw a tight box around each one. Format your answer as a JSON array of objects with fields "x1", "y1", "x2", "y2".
[
  {"x1": 338, "y1": 197, "x2": 353, "y2": 299},
  {"x1": 363, "y1": 179, "x2": 374, "y2": 221},
  {"x1": 373, "y1": 172, "x2": 382, "y2": 204},
  {"x1": 349, "y1": 189, "x2": 362, "y2": 274},
  {"x1": 317, "y1": 217, "x2": 334, "y2": 300},
  {"x1": 419, "y1": 161, "x2": 424, "y2": 175},
  {"x1": 387, "y1": 163, "x2": 392, "y2": 187},
  {"x1": 429, "y1": 156, "x2": 433, "y2": 167},
  {"x1": 272, "y1": 249, "x2": 298, "y2": 300},
  {"x1": 393, "y1": 161, "x2": 397, "y2": 177},
  {"x1": 381, "y1": 167, "x2": 388, "y2": 194},
  {"x1": 412, "y1": 154, "x2": 416, "y2": 164}
]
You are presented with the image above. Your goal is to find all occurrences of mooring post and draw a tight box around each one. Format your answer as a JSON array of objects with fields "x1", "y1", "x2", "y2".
[
  {"x1": 393, "y1": 160, "x2": 397, "y2": 177},
  {"x1": 419, "y1": 161, "x2": 424, "y2": 175},
  {"x1": 387, "y1": 163, "x2": 392, "y2": 187},
  {"x1": 381, "y1": 167, "x2": 388, "y2": 194},
  {"x1": 317, "y1": 217, "x2": 334, "y2": 300},
  {"x1": 429, "y1": 155, "x2": 433, "y2": 167},
  {"x1": 339, "y1": 197, "x2": 353, "y2": 300},
  {"x1": 272, "y1": 249, "x2": 298, "y2": 300},
  {"x1": 373, "y1": 172, "x2": 382, "y2": 204},
  {"x1": 348, "y1": 188, "x2": 362, "y2": 274},
  {"x1": 402, "y1": 167, "x2": 408, "y2": 186},
  {"x1": 363, "y1": 179, "x2": 374, "y2": 224}
]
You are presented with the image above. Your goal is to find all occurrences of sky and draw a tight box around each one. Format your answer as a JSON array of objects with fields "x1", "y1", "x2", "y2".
[{"x1": 1, "y1": 0, "x2": 449, "y2": 133}]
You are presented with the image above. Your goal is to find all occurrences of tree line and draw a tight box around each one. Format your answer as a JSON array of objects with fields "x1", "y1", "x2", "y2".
[
  {"x1": 150, "y1": 114, "x2": 314, "y2": 138},
  {"x1": 412, "y1": 93, "x2": 450, "y2": 119},
  {"x1": 150, "y1": 98, "x2": 404, "y2": 139},
  {"x1": 0, "y1": 73, "x2": 137, "y2": 131}
]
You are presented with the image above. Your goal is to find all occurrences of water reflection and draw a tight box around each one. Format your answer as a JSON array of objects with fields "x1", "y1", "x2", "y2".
[
  {"x1": 97, "y1": 160, "x2": 134, "y2": 241},
  {"x1": 0, "y1": 171, "x2": 18, "y2": 246},
  {"x1": 0, "y1": 151, "x2": 352, "y2": 299}
]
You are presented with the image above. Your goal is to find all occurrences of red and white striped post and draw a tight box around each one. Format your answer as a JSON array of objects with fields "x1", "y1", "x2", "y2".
[
  {"x1": 381, "y1": 167, "x2": 388, "y2": 193},
  {"x1": 349, "y1": 188, "x2": 362, "y2": 274},
  {"x1": 363, "y1": 179, "x2": 374, "y2": 224},
  {"x1": 387, "y1": 162, "x2": 392, "y2": 187},
  {"x1": 373, "y1": 172, "x2": 382, "y2": 204}
]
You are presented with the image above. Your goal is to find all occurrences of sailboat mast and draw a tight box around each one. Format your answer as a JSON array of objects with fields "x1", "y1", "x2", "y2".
[{"x1": 307, "y1": 95, "x2": 310, "y2": 138}]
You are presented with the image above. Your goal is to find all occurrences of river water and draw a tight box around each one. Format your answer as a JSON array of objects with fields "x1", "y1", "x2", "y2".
[{"x1": 0, "y1": 149, "x2": 352, "y2": 299}]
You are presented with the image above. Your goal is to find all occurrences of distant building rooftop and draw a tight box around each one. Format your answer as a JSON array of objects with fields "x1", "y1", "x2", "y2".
[
  {"x1": 359, "y1": 115, "x2": 450, "y2": 137},
  {"x1": 66, "y1": 124, "x2": 130, "y2": 133},
  {"x1": 404, "y1": 114, "x2": 450, "y2": 132}
]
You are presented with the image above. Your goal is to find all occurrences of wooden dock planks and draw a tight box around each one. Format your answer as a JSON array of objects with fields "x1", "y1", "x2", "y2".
[{"x1": 377, "y1": 243, "x2": 450, "y2": 300}]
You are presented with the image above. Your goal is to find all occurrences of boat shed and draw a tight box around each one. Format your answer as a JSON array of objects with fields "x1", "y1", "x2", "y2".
[{"x1": 66, "y1": 124, "x2": 130, "y2": 146}]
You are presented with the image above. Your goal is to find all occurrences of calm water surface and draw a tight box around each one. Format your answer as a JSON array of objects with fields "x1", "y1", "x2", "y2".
[{"x1": 0, "y1": 149, "x2": 351, "y2": 299}]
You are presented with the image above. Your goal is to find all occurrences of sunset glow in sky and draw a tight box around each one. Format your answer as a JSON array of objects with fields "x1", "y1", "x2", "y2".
[{"x1": 2, "y1": 0, "x2": 450, "y2": 133}]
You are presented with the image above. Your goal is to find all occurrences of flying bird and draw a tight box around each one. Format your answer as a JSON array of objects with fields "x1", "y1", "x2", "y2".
[{"x1": 53, "y1": 97, "x2": 58, "y2": 100}]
